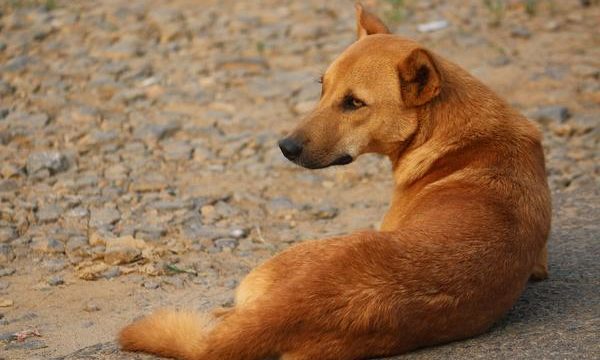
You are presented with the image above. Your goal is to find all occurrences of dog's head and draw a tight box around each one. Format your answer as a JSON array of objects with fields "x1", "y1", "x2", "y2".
[{"x1": 279, "y1": 4, "x2": 441, "y2": 169}]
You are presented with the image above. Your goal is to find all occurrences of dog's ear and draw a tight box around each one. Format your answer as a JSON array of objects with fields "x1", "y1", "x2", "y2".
[
  {"x1": 398, "y1": 48, "x2": 442, "y2": 107},
  {"x1": 355, "y1": 3, "x2": 390, "y2": 40}
]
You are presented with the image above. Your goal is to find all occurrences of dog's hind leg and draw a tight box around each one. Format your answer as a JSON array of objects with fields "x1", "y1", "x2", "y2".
[{"x1": 530, "y1": 245, "x2": 548, "y2": 281}]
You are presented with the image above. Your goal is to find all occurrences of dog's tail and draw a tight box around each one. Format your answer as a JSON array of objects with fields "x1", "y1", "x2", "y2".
[{"x1": 118, "y1": 308, "x2": 279, "y2": 360}]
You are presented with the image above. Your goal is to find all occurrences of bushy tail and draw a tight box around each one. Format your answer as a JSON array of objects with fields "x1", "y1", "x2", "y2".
[
  {"x1": 119, "y1": 310, "x2": 217, "y2": 360},
  {"x1": 118, "y1": 308, "x2": 278, "y2": 360}
]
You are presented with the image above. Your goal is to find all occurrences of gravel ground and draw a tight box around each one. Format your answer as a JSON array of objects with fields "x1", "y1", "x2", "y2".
[{"x1": 0, "y1": 0, "x2": 598, "y2": 359}]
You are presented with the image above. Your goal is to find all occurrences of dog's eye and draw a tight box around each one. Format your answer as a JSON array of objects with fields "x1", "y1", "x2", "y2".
[{"x1": 342, "y1": 95, "x2": 366, "y2": 111}]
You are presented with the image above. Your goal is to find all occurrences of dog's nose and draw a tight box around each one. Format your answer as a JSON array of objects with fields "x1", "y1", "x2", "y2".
[{"x1": 278, "y1": 138, "x2": 303, "y2": 160}]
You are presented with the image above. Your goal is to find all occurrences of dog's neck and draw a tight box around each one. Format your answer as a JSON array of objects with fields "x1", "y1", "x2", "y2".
[{"x1": 388, "y1": 58, "x2": 520, "y2": 190}]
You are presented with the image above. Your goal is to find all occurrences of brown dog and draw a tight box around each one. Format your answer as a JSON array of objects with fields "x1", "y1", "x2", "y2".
[{"x1": 118, "y1": 4, "x2": 551, "y2": 360}]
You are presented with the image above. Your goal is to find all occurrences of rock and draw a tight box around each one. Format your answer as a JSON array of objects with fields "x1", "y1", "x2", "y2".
[
  {"x1": 148, "y1": 7, "x2": 186, "y2": 42},
  {"x1": 76, "y1": 262, "x2": 109, "y2": 281},
  {"x1": 102, "y1": 266, "x2": 121, "y2": 279},
  {"x1": 26, "y1": 151, "x2": 69, "y2": 177},
  {"x1": 229, "y1": 228, "x2": 248, "y2": 239},
  {"x1": 5, "y1": 112, "x2": 49, "y2": 129},
  {"x1": 162, "y1": 140, "x2": 193, "y2": 160},
  {"x1": 530, "y1": 106, "x2": 571, "y2": 125},
  {"x1": 130, "y1": 173, "x2": 168, "y2": 192},
  {"x1": 65, "y1": 207, "x2": 89, "y2": 219},
  {"x1": 214, "y1": 237, "x2": 238, "y2": 251},
  {"x1": 47, "y1": 275, "x2": 64, "y2": 286},
  {"x1": 0, "y1": 244, "x2": 15, "y2": 262},
  {"x1": 266, "y1": 197, "x2": 296, "y2": 215},
  {"x1": 417, "y1": 20, "x2": 449, "y2": 33},
  {"x1": 31, "y1": 238, "x2": 65, "y2": 254},
  {"x1": 83, "y1": 302, "x2": 100, "y2": 312},
  {"x1": 289, "y1": 22, "x2": 324, "y2": 39},
  {"x1": 65, "y1": 236, "x2": 88, "y2": 262},
  {"x1": 511, "y1": 26, "x2": 532, "y2": 39},
  {"x1": 216, "y1": 57, "x2": 269, "y2": 73},
  {"x1": 89, "y1": 207, "x2": 121, "y2": 228},
  {"x1": 41, "y1": 258, "x2": 68, "y2": 272},
  {"x1": 104, "y1": 164, "x2": 129, "y2": 181},
  {"x1": 0, "y1": 80, "x2": 15, "y2": 97},
  {"x1": 103, "y1": 235, "x2": 146, "y2": 265},
  {"x1": 5, "y1": 339, "x2": 47, "y2": 350},
  {"x1": 133, "y1": 123, "x2": 180, "y2": 142},
  {"x1": 2, "y1": 55, "x2": 32, "y2": 72},
  {"x1": 0, "y1": 298, "x2": 13, "y2": 307},
  {"x1": 142, "y1": 280, "x2": 160, "y2": 289},
  {"x1": 134, "y1": 224, "x2": 167, "y2": 241},
  {"x1": 489, "y1": 55, "x2": 510, "y2": 67},
  {"x1": 151, "y1": 199, "x2": 190, "y2": 212},
  {"x1": 0, "y1": 227, "x2": 17, "y2": 243},
  {"x1": 0, "y1": 267, "x2": 16, "y2": 277},
  {"x1": 0, "y1": 179, "x2": 19, "y2": 192},
  {"x1": 36, "y1": 204, "x2": 63, "y2": 223},
  {"x1": 214, "y1": 201, "x2": 240, "y2": 218},
  {"x1": 82, "y1": 321, "x2": 95, "y2": 328}
]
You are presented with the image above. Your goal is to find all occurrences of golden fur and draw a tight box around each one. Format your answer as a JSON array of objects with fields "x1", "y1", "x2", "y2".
[{"x1": 119, "y1": 4, "x2": 551, "y2": 359}]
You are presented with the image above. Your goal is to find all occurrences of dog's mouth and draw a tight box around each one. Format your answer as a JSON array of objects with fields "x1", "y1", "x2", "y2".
[
  {"x1": 295, "y1": 154, "x2": 354, "y2": 169},
  {"x1": 330, "y1": 154, "x2": 353, "y2": 166}
]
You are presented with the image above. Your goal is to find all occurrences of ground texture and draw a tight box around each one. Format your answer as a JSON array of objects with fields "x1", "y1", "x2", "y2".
[{"x1": 0, "y1": 0, "x2": 598, "y2": 359}]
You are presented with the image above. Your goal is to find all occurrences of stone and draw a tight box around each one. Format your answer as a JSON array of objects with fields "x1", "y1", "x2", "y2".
[
  {"x1": 26, "y1": 151, "x2": 69, "y2": 177},
  {"x1": 0, "y1": 80, "x2": 15, "y2": 97},
  {"x1": 0, "y1": 179, "x2": 19, "y2": 192},
  {"x1": 41, "y1": 258, "x2": 68, "y2": 272},
  {"x1": 0, "y1": 244, "x2": 15, "y2": 262},
  {"x1": 102, "y1": 266, "x2": 121, "y2": 279},
  {"x1": 133, "y1": 123, "x2": 180, "y2": 142},
  {"x1": 103, "y1": 236, "x2": 146, "y2": 265},
  {"x1": 162, "y1": 140, "x2": 193, "y2": 160},
  {"x1": 0, "y1": 298, "x2": 13, "y2": 307},
  {"x1": 89, "y1": 207, "x2": 121, "y2": 228},
  {"x1": 130, "y1": 173, "x2": 168, "y2": 192},
  {"x1": 0, "y1": 227, "x2": 17, "y2": 243},
  {"x1": 530, "y1": 105, "x2": 571, "y2": 124},
  {"x1": 142, "y1": 280, "x2": 160, "y2": 289},
  {"x1": 104, "y1": 164, "x2": 129, "y2": 181},
  {"x1": 76, "y1": 262, "x2": 109, "y2": 281},
  {"x1": 511, "y1": 26, "x2": 532, "y2": 39},
  {"x1": 134, "y1": 224, "x2": 167, "y2": 241},
  {"x1": 229, "y1": 228, "x2": 248, "y2": 239},
  {"x1": 47, "y1": 275, "x2": 64, "y2": 286},
  {"x1": 6, "y1": 112, "x2": 49, "y2": 129},
  {"x1": 151, "y1": 199, "x2": 190, "y2": 212},
  {"x1": 266, "y1": 197, "x2": 296, "y2": 215},
  {"x1": 83, "y1": 302, "x2": 100, "y2": 312},
  {"x1": 65, "y1": 207, "x2": 89, "y2": 219},
  {"x1": 216, "y1": 57, "x2": 269, "y2": 73},
  {"x1": 36, "y1": 204, "x2": 63, "y2": 223},
  {"x1": 65, "y1": 236, "x2": 88, "y2": 262},
  {"x1": 5, "y1": 339, "x2": 47, "y2": 350},
  {"x1": 0, "y1": 268, "x2": 16, "y2": 277},
  {"x1": 31, "y1": 238, "x2": 65, "y2": 254},
  {"x1": 214, "y1": 237, "x2": 238, "y2": 251},
  {"x1": 2, "y1": 55, "x2": 32, "y2": 72}
]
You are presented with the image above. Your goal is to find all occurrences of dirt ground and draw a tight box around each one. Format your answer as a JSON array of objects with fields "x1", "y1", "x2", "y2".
[{"x1": 0, "y1": 0, "x2": 598, "y2": 359}]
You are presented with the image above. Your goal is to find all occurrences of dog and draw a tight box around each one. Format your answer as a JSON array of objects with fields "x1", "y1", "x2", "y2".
[{"x1": 118, "y1": 4, "x2": 551, "y2": 360}]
